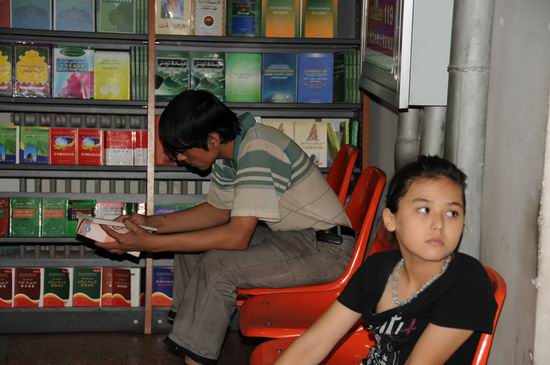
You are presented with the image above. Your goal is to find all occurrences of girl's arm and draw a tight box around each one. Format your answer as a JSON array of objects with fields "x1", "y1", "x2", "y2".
[
  {"x1": 404, "y1": 324, "x2": 473, "y2": 365},
  {"x1": 274, "y1": 301, "x2": 362, "y2": 365}
]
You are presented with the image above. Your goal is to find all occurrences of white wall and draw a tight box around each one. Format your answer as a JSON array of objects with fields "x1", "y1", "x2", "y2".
[{"x1": 482, "y1": 0, "x2": 550, "y2": 363}]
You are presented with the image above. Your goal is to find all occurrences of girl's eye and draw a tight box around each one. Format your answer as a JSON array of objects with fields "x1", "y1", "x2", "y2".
[
  {"x1": 417, "y1": 207, "x2": 429, "y2": 214},
  {"x1": 446, "y1": 210, "x2": 459, "y2": 218}
]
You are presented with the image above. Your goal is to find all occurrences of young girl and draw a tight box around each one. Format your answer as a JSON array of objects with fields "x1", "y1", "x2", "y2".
[{"x1": 275, "y1": 155, "x2": 497, "y2": 365}]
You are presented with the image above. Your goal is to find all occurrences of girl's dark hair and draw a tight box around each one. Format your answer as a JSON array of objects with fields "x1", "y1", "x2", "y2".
[
  {"x1": 385, "y1": 155, "x2": 467, "y2": 213},
  {"x1": 159, "y1": 90, "x2": 240, "y2": 161}
]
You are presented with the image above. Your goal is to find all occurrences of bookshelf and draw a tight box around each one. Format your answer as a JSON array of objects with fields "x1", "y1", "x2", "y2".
[{"x1": 0, "y1": 0, "x2": 364, "y2": 334}]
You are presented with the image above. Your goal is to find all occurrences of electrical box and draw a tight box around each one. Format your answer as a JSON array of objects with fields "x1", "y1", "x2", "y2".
[{"x1": 360, "y1": 0, "x2": 453, "y2": 109}]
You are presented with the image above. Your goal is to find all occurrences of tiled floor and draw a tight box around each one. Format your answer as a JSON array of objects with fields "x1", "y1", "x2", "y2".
[{"x1": 0, "y1": 331, "x2": 262, "y2": 365}]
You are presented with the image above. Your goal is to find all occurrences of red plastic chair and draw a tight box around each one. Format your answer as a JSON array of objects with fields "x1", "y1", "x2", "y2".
[
  {"x1": 326, "y1": 144, "x2": 359, "y2": 205},
  {"x1": 249, "y1": 266, "x2": 506, "y2": 365},
  {"x1": 239, "y1": 167, "x2": 387, "y2": 338}
]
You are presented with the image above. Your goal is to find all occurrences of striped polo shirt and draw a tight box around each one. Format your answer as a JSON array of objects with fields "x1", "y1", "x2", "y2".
[{"x1": 207, "y1": 113, "x2": 350, "y2": 231}]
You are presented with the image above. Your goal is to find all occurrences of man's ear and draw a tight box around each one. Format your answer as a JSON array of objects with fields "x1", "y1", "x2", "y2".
[
  {"x1": 382, "y1": 208, "x2": 396, "y2": 232},
  {"x1": 207, "y1": 133, "x2": 221, "y2": 148}
]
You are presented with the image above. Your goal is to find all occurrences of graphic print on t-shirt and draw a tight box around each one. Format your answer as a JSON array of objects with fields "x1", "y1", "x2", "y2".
[{"x1": 363, "y1": 314, "x2": 420, "y2": 365}]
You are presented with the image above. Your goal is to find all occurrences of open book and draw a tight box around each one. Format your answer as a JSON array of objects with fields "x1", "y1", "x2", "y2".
[{"x1": 76, "y1": 215, "x2": 157, "y2": 258}]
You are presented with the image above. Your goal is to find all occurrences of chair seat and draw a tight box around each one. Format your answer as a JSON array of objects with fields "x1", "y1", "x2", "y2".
[{"x1": 240, "y1": 290, "x2": 339, "y2": 338}]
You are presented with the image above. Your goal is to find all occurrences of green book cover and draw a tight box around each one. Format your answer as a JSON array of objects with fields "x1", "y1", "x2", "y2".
[
  {"x1": 155, "y1": 49, "x2": 189, "y2": 102},
  {"x1": 43, "y1": 267, "x2": 71, "y2": 307},
  {"x1": 190, "y1": 51, "x2": 225, "y2": 100},
  {"x1": 0, "y1": 124, "x2": 19, "y2": 164},
  {"x1": 72, "y1": 267, "x2": 101, "y2": 307},
  {"x1": 66, "y1": 199, "x2": 96, "y2": 237},
  {"x1": 225, "y1": 52, "x2": 261, "y2": 102},
  {"x1": 9, "y1": 197, "x2": 41, "y2": 237},
  {"x1": 41, "y1": 197, "x2": 67, "y2": 237},
  {"x1": 350, "y1": 119, "x2": 359, "y2": 147},
  {"x1": 333, "y1": 50, "x2": 346, "y2": 103},
  {"x1": 96, "y1": 0, "x2": 136, "y2": 33},
  {"x1": 19, "y1": 126, "x2": 49, "y2": 164},
  {"x1": 0, "y1": 44, "x2": 13, "y2": 97}
]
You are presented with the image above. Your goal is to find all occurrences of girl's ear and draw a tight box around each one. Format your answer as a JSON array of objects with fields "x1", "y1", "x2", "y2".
[{"x1": 382, "y1": 208, "x2": 396, "y2": 232}]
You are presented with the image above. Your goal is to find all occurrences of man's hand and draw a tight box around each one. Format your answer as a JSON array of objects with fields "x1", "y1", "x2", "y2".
[{"x1": 95, "y1": 218, "x2": 155, "y2": 254}]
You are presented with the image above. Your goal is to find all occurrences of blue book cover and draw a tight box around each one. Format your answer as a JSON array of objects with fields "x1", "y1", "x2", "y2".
[
  {"x1": 297, "y1": 52, "x2": 334, "y2": 104},
  {"x1": 53, "y1": 0, "x2": 94, "y2": 32},
  {"x1": 227, "y1": 0, "x2": 260, "y2": 37},
  {"x1": 152, "y1": 267, "x2": 173, "y2": 306},
  {"x1": 262, "y1": 53, "x2": 297, "y2": 103},
  {"x1": 11, "y1": 0, "x2": 52, "y2": 30}
]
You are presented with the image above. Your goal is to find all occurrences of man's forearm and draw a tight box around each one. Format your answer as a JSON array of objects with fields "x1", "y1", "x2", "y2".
[{"x1": 144, "y1": 202, "x2": 230, "y2": 234}]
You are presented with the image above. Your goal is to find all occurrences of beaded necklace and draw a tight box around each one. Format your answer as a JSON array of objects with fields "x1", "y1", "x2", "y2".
[{"x1": 391, "y1": 255, "x2": 452, "y2": 306}]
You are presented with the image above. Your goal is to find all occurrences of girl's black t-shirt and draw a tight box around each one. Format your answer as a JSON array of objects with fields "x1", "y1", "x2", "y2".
[{"x1": 338, "y1": 251, "x2": 497, "y2": 365}]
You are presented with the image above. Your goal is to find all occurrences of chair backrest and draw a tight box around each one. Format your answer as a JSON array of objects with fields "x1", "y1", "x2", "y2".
[
  {"x1": 326, "y1": 144, "x2": 359, "y2": 205},
  {"x1": 472, "y1": 266, "x2": 506, "y2": 365},
  {"x1": 336, "y1": 166, "x2": 386, "y2": 287}
]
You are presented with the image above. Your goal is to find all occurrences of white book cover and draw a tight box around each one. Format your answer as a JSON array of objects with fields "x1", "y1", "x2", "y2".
[
  {"x1": 193, "y1": 0, "x2": 225, "y2": 36},
  {"x1": 259, "y1": 118, "x2": 295, "y2": 140},
  {"x1": 156, "y1": 0, "x2": 193, "y2": 35},
  {"x1": 294, "y1": 120, "x2": 328, "y2": 168},
  {"x1": 129, "y1": 267, "x2": 141, "y2": 307}
]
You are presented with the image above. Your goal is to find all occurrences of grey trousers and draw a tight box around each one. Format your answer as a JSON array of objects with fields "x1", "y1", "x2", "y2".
[{"x1": 167, "y1": 225, "x2": 355, "y2": 362}]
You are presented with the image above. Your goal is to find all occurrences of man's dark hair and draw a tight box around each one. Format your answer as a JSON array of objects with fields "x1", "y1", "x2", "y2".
[
  {"x1": 385, "y1": 155, "x2": 467, "y2": 213},
  {"x1": 159, "y1": 90, "x2": 240, "y2": 161}
]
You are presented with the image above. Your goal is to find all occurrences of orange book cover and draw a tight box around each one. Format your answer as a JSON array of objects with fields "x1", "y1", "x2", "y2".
[
  {"x1": 263, "y1": 0, "x2": 301, "y2": 38},
  {"x1": 302, "y1": 0, "x2": 338, "y2": 38}
]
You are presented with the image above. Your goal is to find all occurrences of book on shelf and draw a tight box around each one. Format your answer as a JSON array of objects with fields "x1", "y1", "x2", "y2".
[
  {"x1": 104, "y1": 129, "x2": 134, "y2": 166},
  {"x1": 53, "y1": 0, "x2": 95, "y2": 32},
  {"x1": 14, "y1": 44, "x2": 51, "y2": 98},
  {"x1": 0, "y1": 0, "x2": 10, "y2": 28},
  {"x1": 53, "y1": 47, "x2": 94, "y2": 99},
  {"x1": 42, "y1": 267, "x2": 72, "y2": 307},
  {"x1": 72, "y1": 267, "x2": 101, "y2": 307},
  {"x1": 262, "y1": 53, "x2": 297, "y2": 103},
  {"x1": 155, "y1": 49, "x2": 189, "y2": 102},
  {"x1": 9, "y1": 197, "x2": 41, "y2": 237},
  {"x1": 0, "y1": 268, "x2": 13, "y2": 308},
  {"x1": 94, "y1": 51, "x2": 130, "y2": 100},
  {"x1": 66, "y1": 199, "x2": 96, "y2": 237},
  {"x1": 124, "y1": 202, "x2": 146, "y2": 216},
  {"x1": 225, "y1": 52, "x2": 262, "y2": 102},
  {"x1": 133, "y1": 129, "x2": 148, "y2": 166},
  {"x1": 77, "y1": 128, "x2": 103, "y2": 166},
  {"x1": 259, "y1": 118, "x2": 295, "y2": 140},
  {"x1": 0, "y1": 124, "x2": 19, "y2": 164},
  {"x1": 95, "y1": 201, "x2": 124, "y2": 220},
  {"x1": 262, "y1": 0, "x2": 301, "y2": 38},
  {"x1": 297, "y1": 52, "x2": 334, "y2": 103},
  {"x1": 19, "y1": 126, "x2": 49, "y2": 165},
  {"x1": 155, "y1": 0, "x2": 193, "y2": 35},
  {"x1": 41, "y1": 197, "x2": 68, "y2": 237},
  {"x1": 0, "y1": 44, "x2": 13, "y2": 97},
  {"x1": 49, "y1": 127, "x2": 77, "y2": 165},
  {"x1": 190, "y1": 51, "x2": 225, "y2": 101},
  {"x1": 152, "y1": 267, "x2": 174, "y2": 307},
  {"x1": 193, "y1": 0, "x2": 225, "y2": 36},
  {"x1": 294, "y1": 120, "x2": 328, "y2": 168},
  {"x1": 226, "y1": 0, "x2": 261, "y2": 37},
  {"x1": 101, "y1": 268, "x2": 131, "y2": 307},
  {"x1": 11, "y1": 0, "x2": 52, "y2": 30},
  {"x1": 96, "y1": 0, "x2": 136, "y2": 33},
  {"x1": 75, "y1": 215, "x2": 157, "y2": 258},
  {"x1": 302, "y1": 0, "x2": 337, "y2": 38},
  {"x1": 324, "y1": 118, "x2": 345, "y2": 161},
  {"x1": 14, "y1": 268, "x2": 42, "y2": 308},
  {"x1": 0, "y1": 197, "x2": 8, "y2": 237}
]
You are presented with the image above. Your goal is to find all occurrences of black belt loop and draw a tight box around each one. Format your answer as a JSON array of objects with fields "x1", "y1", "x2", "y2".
[{"x1": 315, "y1": 225, "x2": 356, "y2": 245}]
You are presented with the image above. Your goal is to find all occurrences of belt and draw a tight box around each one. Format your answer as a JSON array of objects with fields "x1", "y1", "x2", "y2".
[{"x1": 316, "y1": 225, "x2": 356, "y2": 245}]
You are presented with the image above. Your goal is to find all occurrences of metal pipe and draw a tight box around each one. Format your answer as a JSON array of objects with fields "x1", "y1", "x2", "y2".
[
  {"x1": 421, "y1": 106, "x2": 446, "y2": 156},
  {"x1": 445, "y1": 0, "x2": 496, "y2": 258},
  {"x1": 395, "y1": 108, "x2": 422, "y2": 171}
]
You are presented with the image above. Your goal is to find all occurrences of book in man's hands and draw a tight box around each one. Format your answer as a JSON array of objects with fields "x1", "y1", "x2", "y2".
[{"x1": 75, "y1": 215, "x2": 157, "y2": 258}]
